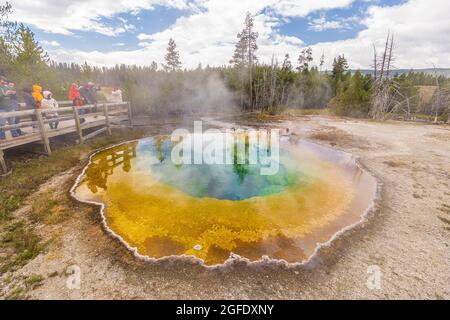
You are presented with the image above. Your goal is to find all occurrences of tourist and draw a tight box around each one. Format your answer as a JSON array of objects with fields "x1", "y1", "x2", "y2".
[
  {"x1": 0, "y1": 77, "x2": 24, "y2": 139},
  {"x1": 32, "y1": 84, "x2": 43, "y2": 109},
  {"x1": 111, "y1": 85, "x2": 123, "y2": 103},
  {"x1": 23, "y1": 87, "x2": 38, "y2": 129},
  {"x1": 79, "y1": 84, "x2": 90, "y2": 105},
  {"x1": 42, "y1": 91, "x2": 59, "y2": 129},
  {"x1": 79, "y1": 85, "x2": 88, "y2": 104},
  {"x1": 0, "y1": 76, "x2": 10, "y2": 140},
  {"x1": 79, "y1": 83, "x2": 97, "y2": 105},
  {"x1": 68, "y1": 83, "x2": 85, "y2": 124},
  {"x1": 68, "y1": 83, "x2": 83, "y2": 106},
  {"x1": 7, "y1": 82, "x2": 24, "y2": 137},
  {"x1": 88, "y1": 82, "x2": 100, "y2": 105},
  {"x1": 80, "y1": 82, "x2": 100, "y2": 114}
]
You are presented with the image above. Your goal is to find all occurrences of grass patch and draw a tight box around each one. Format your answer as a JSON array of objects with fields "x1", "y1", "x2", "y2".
[
  {"x1": 30, "y1": 191, "x2": 59, "y2": 223},
  {"x1": 413, "y1": 113, "x2": 448, "y2": 122},
  {"x1": 241, "y1": 108, "x2": 330, "y2": 122},
  {"x1": 0, "y1": 195, "x2": 22, "y2": 220},
  {"x1": 30, "y1": 190, "x2": 71, "y2": 225},
  {"x1": 5, "y1": 287, "x2": 27, "y2": 300},
  {"x1": 284, "y1": 108, "x2": 331, "y2": 116},
  {"x1": 25, "y1": 274, "x2": 44, "y2": 290},
  {"x1": 0, "y1": 221, "x2": 44, "y2": 273},
  {"x1": 2, "y1": 274, "x2": 44, "y2": 300}
]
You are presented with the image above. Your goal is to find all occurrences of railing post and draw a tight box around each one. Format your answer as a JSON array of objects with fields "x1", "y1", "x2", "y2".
[
  {"x1": 0, "y1": 149, "x2": 7, "y2": 174},
  {"x1": 103, "y1": 104, "x2": 111, "y2": 136},
  {"x1": 127, "y1": 102, "x2": 133, "y2": 126},
  {"x1": 73, "y1": 106, "x2": 84, "y2": 143},
  {"x1": 36, "y1": 109, "x2": 52, "y2": 155}
]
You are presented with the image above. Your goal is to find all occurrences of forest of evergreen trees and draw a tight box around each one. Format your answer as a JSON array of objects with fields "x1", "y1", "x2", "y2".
[{"x1": 1, "y1": 4, "x2": 449, "y2": 120}]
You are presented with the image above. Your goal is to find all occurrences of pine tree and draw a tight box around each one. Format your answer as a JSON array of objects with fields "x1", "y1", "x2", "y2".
[
  {"x1": 163, "y1": 38, "x2": 181, "y2": 72},
  {"x1": 297, "y1": 47, "x2": 313, "y2": 72},
  {"x1": 331, "y1": 54, "x2": 349, "y2": 93},
  {"x1": 81, "y1": 61, "x2": 93, "y2": 82},
  {"x1": 279, "y1": 54, "x2": 295, "y2": 106},
  {"x1": 13, "y1": 24, "x2": 48, "y2": 65},
  {"x1": 230, "y1": 35, "x2": 246, "y2": 68},
  {"x1": 230, "y1": 36, "x2": 247, "y2": 109},
  {"x1": 0, "y1": 2, "x2": 14, "y2": 74},
  {"x1": 241, "y1": 12, "x2": 258, "y2": 69},
  {"x1": 282, "y1": 54, "x2": 292, "y2": 72},
  {"x1": 232, "y1": 12, "x2": 258, "y2": 110},
  {"x1": 0, "y1": 2, "x2": 16, "y2": 41},
  {"x1": 319, "y1": 53, "x2": 325, "y2": 72},
  {"x1": 332, "y1": 70, "x2": 370, "y2": 117}
]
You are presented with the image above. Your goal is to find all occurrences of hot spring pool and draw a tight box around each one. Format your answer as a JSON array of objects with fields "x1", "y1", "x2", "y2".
[{"x1": 71, "y1": 131, "x2": 378, "y2": 266}]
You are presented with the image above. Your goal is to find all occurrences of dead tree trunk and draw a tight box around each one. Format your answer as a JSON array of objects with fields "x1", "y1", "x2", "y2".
[{"x1": 371, "y1": 32, "x2": 395, "y2": 120}]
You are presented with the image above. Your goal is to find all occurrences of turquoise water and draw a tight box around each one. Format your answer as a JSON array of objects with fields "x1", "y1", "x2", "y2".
[{"x1": 138, "y1": 137, "x2": 305, "y2": 200}]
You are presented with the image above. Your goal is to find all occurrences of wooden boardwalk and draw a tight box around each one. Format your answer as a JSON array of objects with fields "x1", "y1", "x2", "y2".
[{"x1": 0, "y1": 101, "x2": 133, "y2": 174}]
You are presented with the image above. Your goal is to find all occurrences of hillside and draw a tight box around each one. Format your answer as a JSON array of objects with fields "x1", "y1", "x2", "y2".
[{"x1": 354, "y1": 68, "x2": 450, "y2": 77}]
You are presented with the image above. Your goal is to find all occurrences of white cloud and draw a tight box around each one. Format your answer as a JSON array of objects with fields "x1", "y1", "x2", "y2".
[
  {"x1": 8, "y1": 0, "x2": 190, "y2": 36},
  {"x1": 311, "y1": 0, "x2": 450, "y2": 69},
  {"x1": 41, "y1": 40, "x2": 60, "y2": 47},
  {"x1": 109, "y1": 0, "x2": 352, "y2": 67},
  {"x1": 137, "y1": 33, "x2": 153, "y2": 41},
  {"x1": 273, "y1": 0, "x2": 354, "y2": 17},
  {"x1": 308, "y1": 16, "x2": 350, "y2": 32},
  {"x1": 48, "y1": 0, "x2": 309, "y2": 67},
  {"x1": 31, "y1": 0, "x2": 450, "y2": 69}
]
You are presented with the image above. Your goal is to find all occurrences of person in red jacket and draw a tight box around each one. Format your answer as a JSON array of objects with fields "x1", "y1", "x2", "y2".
[{"x1": 68, "y1": 83, "x2": 85, "y2": 123}]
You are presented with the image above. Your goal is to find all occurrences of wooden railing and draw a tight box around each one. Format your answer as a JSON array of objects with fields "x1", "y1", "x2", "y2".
[
  {"x1": 17, "y1": 100, "x2": 74, "y2": 109},
  {"x1": 0, "y1": 101, "x2": 133, "y2": 174}
]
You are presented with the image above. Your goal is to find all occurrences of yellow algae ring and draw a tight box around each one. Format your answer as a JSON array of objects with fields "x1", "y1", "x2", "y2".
[{"x1": 72, "y1": 132, "x2": 377, "y2": 266}]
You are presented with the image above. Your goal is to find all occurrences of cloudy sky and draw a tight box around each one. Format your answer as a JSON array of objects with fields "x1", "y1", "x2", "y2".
[{"x1": 7, "y1": 0, "x2": 450, "y2": 69}]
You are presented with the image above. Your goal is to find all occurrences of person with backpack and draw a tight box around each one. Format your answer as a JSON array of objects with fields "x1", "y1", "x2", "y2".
[
  {"x1": 68, "y1": 83, "x2": 85, "y2": 124},
  {"x1": 80, "y1": 82, "x2": 100, "y2": 114},
  {"x1": 23, "y1": 86, "x2": 38, "y2": 129}
]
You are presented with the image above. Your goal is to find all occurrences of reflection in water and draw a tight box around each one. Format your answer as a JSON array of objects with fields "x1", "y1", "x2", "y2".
[
  {"x1": 73, "y1": 132, "x2": 377, "y2": 265},
  {"x1": 155, "y1": 137, "x2": 166, "y2": 163},
  {"x1": 232, "y1": 141, "x2": 249, "y2": 183},
  {"x1": 83, "y1": 142, "x2": 137, "y2": 194}
]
